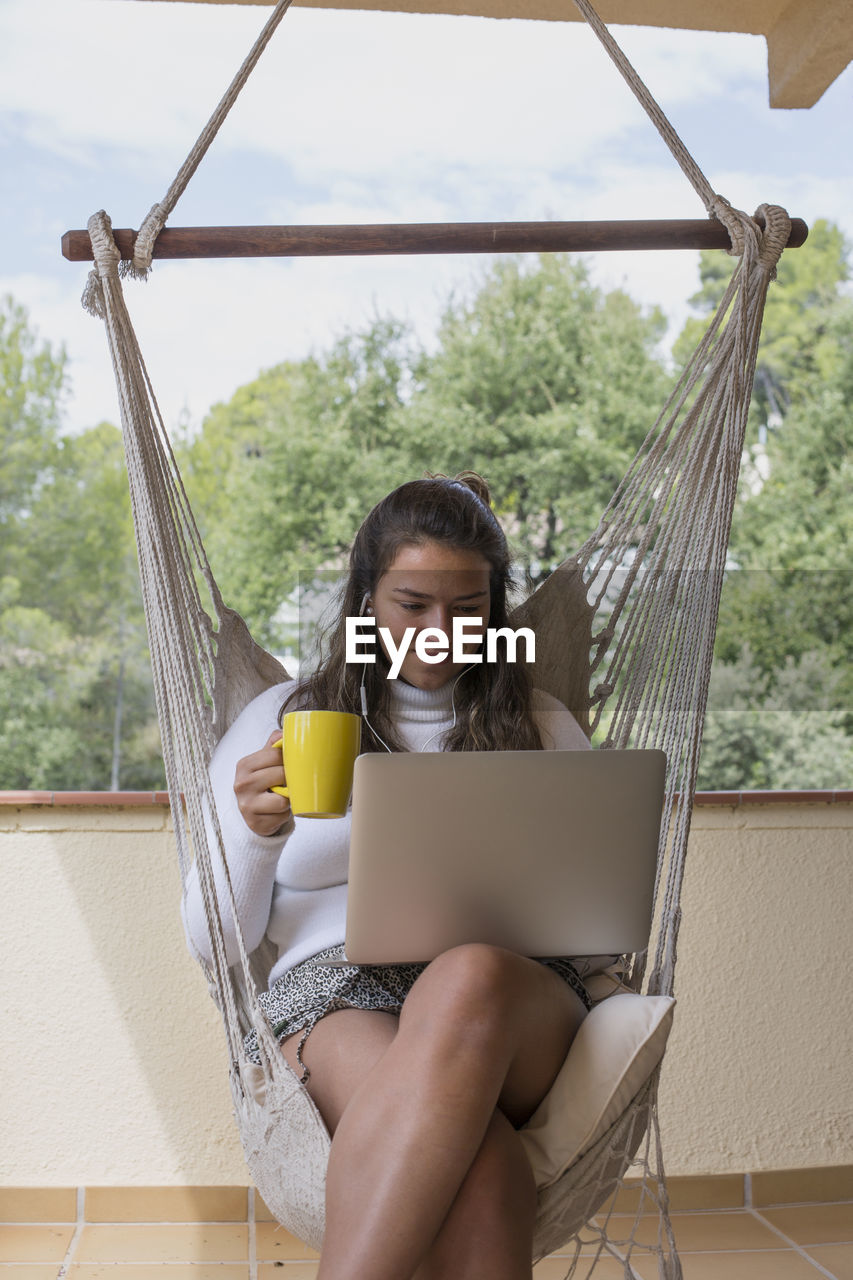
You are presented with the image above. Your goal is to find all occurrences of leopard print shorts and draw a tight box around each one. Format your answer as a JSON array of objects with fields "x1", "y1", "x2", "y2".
[{"x1": 244, "y1": 944, "x2": 591, "y2": 1082}]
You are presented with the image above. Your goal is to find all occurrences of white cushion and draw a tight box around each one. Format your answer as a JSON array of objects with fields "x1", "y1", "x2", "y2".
[{"x1": 519, "y1": 993, "x2": 675, "y2": 1189}]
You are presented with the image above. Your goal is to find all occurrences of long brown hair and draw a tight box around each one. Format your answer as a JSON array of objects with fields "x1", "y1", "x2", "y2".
[{"x1": 281, "y1": 472, "x2": 542, "y2": 752}]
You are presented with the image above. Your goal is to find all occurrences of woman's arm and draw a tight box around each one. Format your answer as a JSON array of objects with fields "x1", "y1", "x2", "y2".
[
  {"x1": 181, "y1": 683, "x2": 296, "y2": 968},
  {"x1": 531, "y1": 688, "x2": 591, "y2": 751}
]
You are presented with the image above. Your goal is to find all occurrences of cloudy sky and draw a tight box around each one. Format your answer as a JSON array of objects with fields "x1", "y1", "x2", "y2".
[{"x1": 2, "y1": 0, "x2": 851, "y2": 436}]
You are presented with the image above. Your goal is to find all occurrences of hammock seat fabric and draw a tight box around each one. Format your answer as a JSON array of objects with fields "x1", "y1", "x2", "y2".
[{"x1": 78, "y1": 1, "x2": 794, "y2": 1274}]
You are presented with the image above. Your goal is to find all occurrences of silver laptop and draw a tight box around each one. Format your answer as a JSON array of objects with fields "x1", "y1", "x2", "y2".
[{"x1": 340, "y1": 748, "x2": 665, "y2": 964}]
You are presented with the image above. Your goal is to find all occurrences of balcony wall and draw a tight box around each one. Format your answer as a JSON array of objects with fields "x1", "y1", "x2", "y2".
[{"x1": 1, "y1": 792, "x2": 851, "y2": 1187}]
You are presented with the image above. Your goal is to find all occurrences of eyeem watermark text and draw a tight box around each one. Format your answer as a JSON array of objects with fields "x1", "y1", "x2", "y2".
[{"x1": 346, "y1": 617, "x2": 535, "y2": 679}]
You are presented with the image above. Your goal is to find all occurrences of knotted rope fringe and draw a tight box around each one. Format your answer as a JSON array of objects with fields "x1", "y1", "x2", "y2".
[{"x1": 79, "y1": 0, "x2": 791, "y2": 1270}]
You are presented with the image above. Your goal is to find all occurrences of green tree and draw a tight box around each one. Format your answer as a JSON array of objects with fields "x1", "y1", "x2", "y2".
[
  {"x1": 0, "y1": 584, "x2": 161, "y2": 791},
  {"x1": 0, "y1": 594, "x2": 84, "y2": 790},
  {"x1": 717, "y1": 252, "x2": 853, "y2": 716},
  {"x1": 182, "y1": 318, "x2": 422, "y2": 643},
  {"x1": 690, "y1": 222, "x2": 853, "y2": 787},
  {"x1": 41, "y1": 424, "x2": 161, "y2": 790},
  {"x1": 184, "y1": 259, "x2": 673, "y2": 642},
  {"x1": 0, "y1": 298, "x2": 163, "y2": 790},
  {"x1": 674, "y1": 219, "x2": 850, "y2": 436},
  {"x1": 731, "y1": 297, "x2": 853, "y2": 572},
  {"x1": 0, "y1": 295, "x2": 67, "y2": 578},
  {"x1": 15, "y1": 421, "x2": 139, "y2": 629},
  {"x1": 697, "y1": 646, "x2": 853, "y2": 791},
  {"x1": 400, "y1": 255, "x2": 671, "y2": 571}
]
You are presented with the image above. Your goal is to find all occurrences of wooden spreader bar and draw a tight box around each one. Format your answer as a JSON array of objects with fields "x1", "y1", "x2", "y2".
[{"x1": 62, "y1": 217, "x2": 808, "y2": 262}]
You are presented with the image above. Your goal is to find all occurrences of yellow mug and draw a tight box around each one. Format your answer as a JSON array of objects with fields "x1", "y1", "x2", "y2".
[{"x1": 271, "y1": 710, "x2": 361, "y2": 818}]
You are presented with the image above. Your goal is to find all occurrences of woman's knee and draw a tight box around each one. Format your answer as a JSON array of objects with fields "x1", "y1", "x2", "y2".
[{"x1": 401, "y1": 943, "x2": 529, "y2": 1041}]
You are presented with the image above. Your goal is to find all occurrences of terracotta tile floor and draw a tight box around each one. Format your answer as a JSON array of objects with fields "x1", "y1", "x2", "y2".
[{"x1": 1, "y1": 1195, "x2": 851, "y2": 1278}]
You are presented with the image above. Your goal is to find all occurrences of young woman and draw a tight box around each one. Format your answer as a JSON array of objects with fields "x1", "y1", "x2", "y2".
[{"x1": 183, "y1": 473, "x2": 591, "y2": 1280}]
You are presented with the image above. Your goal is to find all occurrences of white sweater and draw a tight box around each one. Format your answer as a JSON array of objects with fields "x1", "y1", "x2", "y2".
[{"x1": 182, "y1": 679, "x2": 589, "y2": 988}]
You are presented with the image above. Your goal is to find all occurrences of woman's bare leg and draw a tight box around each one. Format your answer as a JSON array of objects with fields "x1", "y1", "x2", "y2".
[
  {"x1": 283, "y1": 944, "x2": 586, "y2": 1280},
  {"x1": 411, "y1": 1109, "x2": 538, "y2": 1280}
]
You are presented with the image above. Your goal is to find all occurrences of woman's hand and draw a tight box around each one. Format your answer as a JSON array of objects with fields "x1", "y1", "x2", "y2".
[{"x1": 233, "y1": 731, "x2": 293, "y2": 837}]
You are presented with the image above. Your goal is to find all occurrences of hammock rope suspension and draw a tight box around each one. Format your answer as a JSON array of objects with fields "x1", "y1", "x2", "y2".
[
  {"x1": 128, "y1": 0, "x2": 295, "y2": 279},
  {"x1": 570, "y1": 0, "x2": 749, "y2": 250},
  {"x1": 74, "y1": 1, "x2": 797, "y2": 1275}
]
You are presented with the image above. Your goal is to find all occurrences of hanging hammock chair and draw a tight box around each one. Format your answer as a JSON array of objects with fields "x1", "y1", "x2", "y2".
[{"x1": 70, "y1": 1, "x2": 802, "y2": 1275}]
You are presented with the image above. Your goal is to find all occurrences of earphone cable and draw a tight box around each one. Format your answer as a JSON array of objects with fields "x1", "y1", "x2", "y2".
[{"x1": 360, "y1": 662, "x2": 477, "y2": 754}]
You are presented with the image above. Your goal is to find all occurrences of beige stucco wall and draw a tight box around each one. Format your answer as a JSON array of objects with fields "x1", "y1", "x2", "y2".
[{"x1": 1, "y1": 799, "x2": 850, "y2": 1186}]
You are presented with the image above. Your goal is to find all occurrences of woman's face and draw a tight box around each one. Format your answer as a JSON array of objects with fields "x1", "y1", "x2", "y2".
[{"x1": 371, "y1": 541, "x2": 492, "y2": 690}]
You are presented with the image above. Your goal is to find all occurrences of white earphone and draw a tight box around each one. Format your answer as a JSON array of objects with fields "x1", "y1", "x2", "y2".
[
  {"x1": 417, "y1": 664, "x2": 477, "y2": 752},
  {"x1": 358, "y1": 593, "x2": 388, "y2": 746},
  {"x1": 357, "y1": 590, "x2": 475, "y2": 752}
]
